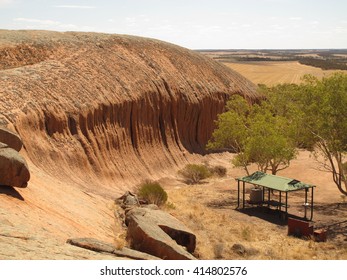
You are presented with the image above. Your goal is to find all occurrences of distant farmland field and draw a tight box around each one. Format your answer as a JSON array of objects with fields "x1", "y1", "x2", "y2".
[{"x1": 223, "y1": 61, "x2": 346, "y2": 86}]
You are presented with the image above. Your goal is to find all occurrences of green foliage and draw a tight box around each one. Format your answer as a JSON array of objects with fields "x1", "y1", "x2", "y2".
[
  {"x1": 207, "y1": 94, "x2": 297, "y2": 175},
  {"x1": 259, "y1": 83, "x2": 315, "y2": 149},
  {"x1": 296, "y1": 73, "x2": 347, "y2": 195},
  {"x1": 137, "y1": 181, "x2": 168, "y2": 206},
  {"x1": 178, "y1": 164, "x2": 212, "y2": 184},
  {"x1": 206, "y1": 95, "x2": 250, "y2": 153},
  {"x1": 298, "y1": 57, "x2": 347, "y2": 71},
  {"x1": 248, "y1": 114, "x2": 296, "y2": 174},
  {"x1": 164, "y1": 201, "x2": 176, "y2": 210},
  {"x1": 208, "y1": 72, "x2": 347, "y2": 195}
]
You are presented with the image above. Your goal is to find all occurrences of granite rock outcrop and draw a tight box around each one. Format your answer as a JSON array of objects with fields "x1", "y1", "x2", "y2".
[
  {"x1": 0, "y1": 30, "x2": 257, "y2": 192},
  {"x1": 0, "y1": 30, "x2": 259, "y2": 259}
]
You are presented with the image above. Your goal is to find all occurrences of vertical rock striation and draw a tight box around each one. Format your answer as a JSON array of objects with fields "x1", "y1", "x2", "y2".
[{"x1": 0, "y1": 30, "x2": 258, "y2": 193}]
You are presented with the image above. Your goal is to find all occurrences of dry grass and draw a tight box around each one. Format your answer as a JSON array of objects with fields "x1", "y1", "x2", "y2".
[
  {"x1": 157, "y1": 151, "x2": 347, "y2": 260},
  {"x1": 223, "y1": 61, "x2": 347, "y2": 86},
  {"x1": 112, "y1": 202, "x2": 128, "y2": 250},
  {"x1": 164, "y1": 182, "x2": 347, "y2": 260}
]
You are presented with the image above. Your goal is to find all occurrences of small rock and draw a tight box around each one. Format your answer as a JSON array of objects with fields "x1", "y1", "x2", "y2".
[
  {"x1": 117, "y1": 191, "x2": 140, "y2": 209},
  {"x1": 231, "y1": 243, "x2": 246, "y2": 255},
  {"x1": 246, "y1": 247, "x2": 259, "y2": 256}
]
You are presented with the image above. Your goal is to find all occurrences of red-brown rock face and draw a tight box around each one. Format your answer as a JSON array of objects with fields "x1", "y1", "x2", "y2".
[{"x1": 0, "y1": 30, "x2": 258, "y2": 194}]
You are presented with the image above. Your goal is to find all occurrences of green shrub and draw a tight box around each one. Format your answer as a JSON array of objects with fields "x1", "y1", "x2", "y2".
[
  {"x1": 137, "y1": 181, "x2": 168, "y2": 206},
  {"x1": 209, "y1": 165, "x2": 227, "y2": 177},
  {"x1": 178, "y1": 164, "x2": 211, "y2": 184},
  {"x1": 164, "y1": 201, "x2": 176, "y2": 210}
]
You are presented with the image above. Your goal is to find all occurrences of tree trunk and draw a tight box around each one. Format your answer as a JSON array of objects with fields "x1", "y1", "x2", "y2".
[
  {"x1": 335, "y1": 153, "x2": 347, "y2": 196},
  {"x1": 317, "y1": 141, "x2": 347, "y2": 196}
]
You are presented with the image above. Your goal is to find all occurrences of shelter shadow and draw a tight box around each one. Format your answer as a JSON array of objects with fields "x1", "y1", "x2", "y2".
[{"x1": 236, "y1": 206, "x2": 289, "y2": 226}]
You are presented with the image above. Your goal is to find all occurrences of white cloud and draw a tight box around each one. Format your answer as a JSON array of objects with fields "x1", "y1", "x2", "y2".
[
  {"x1": 335, "y1": 26, "x2": 347, "y2": 34},
  {"x1": 14, "y1": 18, "x2": 61, "y2": 26},
  {"x1": 0, "y1": 0, "x2": 13, "y2": 7},
  {"x1": 53, "y1": 5, "x2": 96, "y2": 9},
  {"x1": 13, "y1": 17, "x2": 94, "y2": 32},
  {"x1": 290, "y1": 17, "x2": 302, "y2": 21},
  {"x1": 271, "y1": 24, "x2": 286, "y2": 30}
]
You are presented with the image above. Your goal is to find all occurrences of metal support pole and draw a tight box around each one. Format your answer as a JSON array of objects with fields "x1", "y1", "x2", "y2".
[
  {"x1": 310, "y1": 187, "x2": 314, "y2": 221},
  {"x1": 237, "y1": 180, "x2": 240, "y2": 209},
  {"x1": 262, "y1": 186, "x2": 265, "y2": 203},
  {"x1": 267, "y1": 188, "x2": 270, "y2": 208},
  {"x1": 304, "y1": 188, "x2": 308, "y2": 219},
  {"x1": 242, "y1": 181, "x2": 245, "y2": 208},
  {"x1": 285, "y1": 192, "x2": 288, "y2": 214},
  {"x1": 279, "y1": 191, "x2": 282, "y2": 212}
]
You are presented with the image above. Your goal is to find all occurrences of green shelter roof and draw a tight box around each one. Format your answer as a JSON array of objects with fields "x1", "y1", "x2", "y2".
[{"x1": 237, "y1": 171, "x2": 315, "y2": 192}]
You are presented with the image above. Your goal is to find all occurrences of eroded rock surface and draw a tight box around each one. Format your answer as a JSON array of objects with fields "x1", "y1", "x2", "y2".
[
  {"x1": 0, "y1": 30, "x2": 259, "y2": 259},
  {"x1": 0, "y1": 30, "x2": 258, "y2": 191}
]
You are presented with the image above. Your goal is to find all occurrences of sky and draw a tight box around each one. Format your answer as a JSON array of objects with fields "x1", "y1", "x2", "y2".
[{"x1": 0, "y1": 0, "x2": 346, "y2": 49}]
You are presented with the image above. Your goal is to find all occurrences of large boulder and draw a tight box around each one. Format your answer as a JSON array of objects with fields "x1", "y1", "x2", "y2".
[
  {"x1": 0, "y1": 147, "x2": 30, "y2": 187},
  {"x1": 126, "y1": 207, "x2": 196, "y2": 260},
  {"x1": 0, "y1": 127, "x2": 23, "y2": 152}
]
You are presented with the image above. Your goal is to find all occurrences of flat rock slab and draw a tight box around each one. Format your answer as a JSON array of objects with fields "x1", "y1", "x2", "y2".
[
  {"x1": 67, "y1": 238, "x2": 116, "y2": 253},
  {"x1": 0, "y1": 147, "x2": 30, "y2": 187},
  {"x1": 116, "y1": 247, "x2": 161, "y2": 260},
  {"x1": 126, "y1": 207, "x2": 196, "y2": 260},
  {"x1": 0, "y1": 127, "x2": 23, "y2": 152},
  {"x1": 67, "y1": 238, "x2": 160, "y2": 260}
]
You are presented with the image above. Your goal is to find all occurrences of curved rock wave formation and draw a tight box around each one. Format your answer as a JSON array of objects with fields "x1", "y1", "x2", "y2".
[{"x1": 0, "y1": 30, "x2": 257, "y2": 193}]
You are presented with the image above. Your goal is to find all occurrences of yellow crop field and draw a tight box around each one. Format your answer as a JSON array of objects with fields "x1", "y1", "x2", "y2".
[{"x1": 223, "y1": 61, "x2": 346, "y2": 86}]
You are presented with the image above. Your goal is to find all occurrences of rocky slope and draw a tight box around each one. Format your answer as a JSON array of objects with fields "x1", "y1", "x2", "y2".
[{"x1": 0, "y1": 30, "x2": 257, "y2": 259}]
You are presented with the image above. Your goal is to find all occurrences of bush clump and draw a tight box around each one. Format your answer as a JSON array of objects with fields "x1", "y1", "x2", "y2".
[
  {"x1": 178, "y1": 164, "x2": 211, "y2": 184},
  {"x1": 137, "y1": 181, "x2": 168, "y2": 206},
  {"x1": 208, "y1": 165, "x2": 227, "y2": 177}
]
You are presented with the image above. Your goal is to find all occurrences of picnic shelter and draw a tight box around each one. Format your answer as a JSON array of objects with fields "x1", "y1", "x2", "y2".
[{"x1": 236, "y1": 171, "x2": 315, "y2": 220}]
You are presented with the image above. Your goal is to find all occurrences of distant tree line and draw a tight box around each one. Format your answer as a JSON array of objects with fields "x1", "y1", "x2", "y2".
[
  {"x1": 297, "y1": 57, "x2": 347, "y2": 70},
  {"x1": 215, "y1": 53, "x2": 347, "y2": 70}
]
